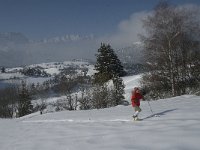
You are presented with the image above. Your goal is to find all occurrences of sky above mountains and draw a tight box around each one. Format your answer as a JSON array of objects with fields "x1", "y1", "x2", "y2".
[
  {"x1": 0, "y1": 0, "x2": 200, "y2": 66},
  {"x1": 0, "y1": 0, "x2": 200, "y2": 40}
]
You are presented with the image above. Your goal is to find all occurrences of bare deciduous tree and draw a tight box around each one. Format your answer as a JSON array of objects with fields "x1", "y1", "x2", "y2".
[{"x1": 141, "y1": 2, "x2": 200, "y2": 97}]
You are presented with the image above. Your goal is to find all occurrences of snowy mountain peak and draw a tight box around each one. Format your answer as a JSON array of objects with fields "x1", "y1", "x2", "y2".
[
  {"x1": 40, "y1": 34, "x2": 94, "y2": 43},
  {"x1": 0, "y1": 32, "x2": 29, "y2": 45}
]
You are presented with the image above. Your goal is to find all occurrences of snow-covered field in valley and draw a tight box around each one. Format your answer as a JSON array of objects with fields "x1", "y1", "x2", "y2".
[{"x1": 1, "y1": 75, "x2": 200, "y2": 150}]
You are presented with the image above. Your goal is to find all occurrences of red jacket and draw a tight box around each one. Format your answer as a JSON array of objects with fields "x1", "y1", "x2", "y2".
[{"x1": 131, "y1": 92, "x2": 143, "y2": 107}]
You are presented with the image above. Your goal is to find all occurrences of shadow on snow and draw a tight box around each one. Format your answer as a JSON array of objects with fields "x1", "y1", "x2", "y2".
[{"x1": 142, "y1": 109, "x2": 178, "y2": 120}]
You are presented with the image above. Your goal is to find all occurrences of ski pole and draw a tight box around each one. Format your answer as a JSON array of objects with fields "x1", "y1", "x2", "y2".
[
  {"x1": 147, "y1": 101, "x2": 154, "y2": 115},
  {"x1": 147, "y1": 101, "x2": 160, "y2": 117}
]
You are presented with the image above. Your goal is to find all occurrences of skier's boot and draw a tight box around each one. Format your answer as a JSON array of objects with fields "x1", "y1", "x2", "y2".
[
  {"x1": 135, "y1": 117, "x2": 142, "y2": 121},
  {"x1": 132, "y1": 115, "x2": 138, "y2": 121}
]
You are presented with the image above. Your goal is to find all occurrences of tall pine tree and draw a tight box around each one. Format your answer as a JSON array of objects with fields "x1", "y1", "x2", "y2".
[
  {"x1": 93, "y1": 43, "x2": 126, "y2": 107},
  {"x1": 112, "y1": 75, "x2": 125, "y2": 105},
  {"x1": 18, "y1": 81, "x2": 33, "y2": 117},
  {"x1": 94, "y1": 43, "x2": 126, "y2": 84}
]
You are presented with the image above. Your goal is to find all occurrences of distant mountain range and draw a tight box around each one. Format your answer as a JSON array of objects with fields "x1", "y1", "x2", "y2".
[
  {"x1": 39, "y1": 34, "x2": 94, "y2": 44},
  {"x1": 0, "y1": 32, "x2": 144, "y2": 67},
  {"x1": 0, "y1": 32, "x2": 29, "y2": 45},
  {"x1": 0, "y1": 32, "x2": 94, "y2": 45},
  {"x1": 0, "y1": 32, "x2": 97, "y2": 67}
]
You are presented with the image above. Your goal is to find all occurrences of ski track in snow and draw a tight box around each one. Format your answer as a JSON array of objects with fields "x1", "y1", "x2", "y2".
[{"x1": 22, "y1": 119, "x2": 133, "y2": 123}]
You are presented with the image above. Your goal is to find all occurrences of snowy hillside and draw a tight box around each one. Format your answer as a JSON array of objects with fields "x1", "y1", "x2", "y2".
[
  {"x1": 0, "y1": 60, "x2": 95, "y2": 89},
  {"x1": 1, "y1": 60, "x2": 94, "y2": 78},
  {"x1": 1, "y1": 75, "x2": 200, "y2": 150}
]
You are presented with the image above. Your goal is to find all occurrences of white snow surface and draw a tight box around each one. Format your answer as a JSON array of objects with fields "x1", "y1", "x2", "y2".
[
  {"x1": 0, "y1": 72, "x2": 25, "y2": 80},
  {"x1": 29, "y1": 60, "x2": 95, "y2": 76},
  {"x1": 0, "y1": 60, "x2": 95, "y2": 81},
  {"x1": 1, "y1": 75, "x2": 200, "y2": 150}
]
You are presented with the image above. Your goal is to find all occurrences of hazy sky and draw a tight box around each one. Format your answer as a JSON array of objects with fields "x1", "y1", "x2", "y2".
[
  {"x1": 0, "y1": 0, "x2": 200, "y2": 40},
  {"x1": 0, "y1": 0, "x2": 200, "y2": 66}
]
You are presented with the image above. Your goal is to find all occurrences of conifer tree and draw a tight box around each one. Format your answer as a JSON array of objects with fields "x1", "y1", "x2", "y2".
[
  {"x1": 18, "y1": 81, "x2": 33, "y2": 117},
  {"x1": 93, "y1": 43, "x2": 126, "y2": 107},
  {"x1": 94, "y1": 43, "x2": 126, "y2": 84},
  {"x1": 1, "y1": 67, "x2": 5, "y2": 73},
  {"x1": 112, "y1": 75, "x2": 125, "y2": 105}
]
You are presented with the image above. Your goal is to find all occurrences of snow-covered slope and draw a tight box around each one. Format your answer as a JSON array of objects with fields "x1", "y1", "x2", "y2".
[
  {"x1": 0, "y1": 60, "x2": 95, "y2": 89},
  {"x1": 1, "y1": 75, "x2": 200, "y2": 150},
  {"x1": 1, "y1": 60, "x2": 94, "y2": 78}
]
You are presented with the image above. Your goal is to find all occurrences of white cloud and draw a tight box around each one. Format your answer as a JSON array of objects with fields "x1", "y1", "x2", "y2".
[
  {"x1": 99, "y1": 3, "x2": 200, "y2": 49},
  {"x1": 99, "y1": 11, "x2": 150, "y2": 48}
]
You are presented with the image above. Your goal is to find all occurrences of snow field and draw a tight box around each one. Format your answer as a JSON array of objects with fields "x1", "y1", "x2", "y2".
[{"x1": 0, "y1": 75, "x2": 200, "y2": 150}]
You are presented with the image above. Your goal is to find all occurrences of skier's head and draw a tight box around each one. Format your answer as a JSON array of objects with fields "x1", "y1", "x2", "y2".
[{"x1": 132, "y1": 87, "x2": 140, "y2": 94}]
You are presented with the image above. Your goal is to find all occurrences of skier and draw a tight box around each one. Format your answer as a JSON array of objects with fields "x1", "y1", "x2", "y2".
[{"x1": 131, "y1": 87, "x2": 144, "y2": 121}]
